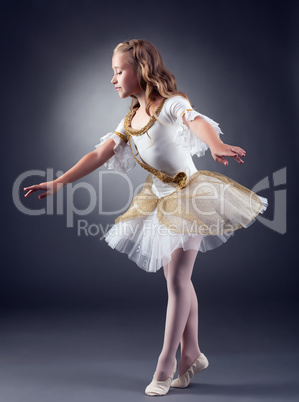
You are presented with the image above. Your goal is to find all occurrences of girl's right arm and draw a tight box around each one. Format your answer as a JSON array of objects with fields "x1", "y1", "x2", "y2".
[{"x1": 23, "y1": 139, "x2": 116, "y2": 199}]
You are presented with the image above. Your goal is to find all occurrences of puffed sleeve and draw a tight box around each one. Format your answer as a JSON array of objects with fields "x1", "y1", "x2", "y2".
[
  {"x1": 94, "y1": 117, "x2": 136, "y2": 173},
  {"x1": 166, "y1": 95, "x2": 224, "y2": 157}
]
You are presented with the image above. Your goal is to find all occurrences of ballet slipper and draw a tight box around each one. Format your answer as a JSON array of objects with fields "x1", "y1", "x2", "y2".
[
  {"x1": 170, "y1": 352, "x2": 209, "y2": 388},
  {"x1": 145, "y1": 358, "x2": 178, "y2": 396}
]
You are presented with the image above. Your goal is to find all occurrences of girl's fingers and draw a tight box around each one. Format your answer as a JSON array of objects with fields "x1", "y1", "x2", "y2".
[
  {"x1": 213, "y1": 144, "x2": 246, "y2": 166},
  {"x1": 230, "y1": 146, "x2": 246, "y2": 156},
  {"x1": 215, "y1": 155, "x2": 228, "y2": 166},
  {"x1": 24, "y1": 189, "x2": 34, "y2": 197},
  {"x1": 218, "y1": 149, "x2": 240, "y2": 158},
  {"x1": 24, "y1": 184, "x2": 40, "y2": 192},
  {"x1": 38, "y1": 192, "x2": 48, "y2": 199},
  {"x1": 232, "y1": 155, "x2": 244, "y2": 164},
  {"x1": 24, "y1": 185, "x2": 37, "y2": 190},
  {"x1": 23, "y1": 184, "x2": 46, "y2": 197}
]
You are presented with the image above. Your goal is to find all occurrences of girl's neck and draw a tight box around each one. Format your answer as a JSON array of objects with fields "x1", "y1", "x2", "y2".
[{"x1": 135, "y1": 93, "x2": 164, "y2": 114}]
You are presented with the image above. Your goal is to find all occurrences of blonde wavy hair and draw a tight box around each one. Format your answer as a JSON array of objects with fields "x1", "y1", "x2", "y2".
[{"x1": 113, "y1": 39, "x2": 191, "y2": 116}]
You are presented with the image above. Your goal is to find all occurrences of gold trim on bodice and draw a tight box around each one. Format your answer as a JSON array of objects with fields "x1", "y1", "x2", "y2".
[
  {"x1": 124, "y1": 98, "x2": 166, "y2": 136},
  {"x1": 124, "y1": 97, "x2": 189, "y2": 189}
]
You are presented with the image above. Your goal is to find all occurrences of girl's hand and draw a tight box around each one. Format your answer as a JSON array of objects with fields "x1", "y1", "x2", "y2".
[
  {"x1": 23, "y1": 181, "x2": 64, "y2": 200},
  {"x1": 210, "y1": 143, "x2": 246, "y2": 166}
]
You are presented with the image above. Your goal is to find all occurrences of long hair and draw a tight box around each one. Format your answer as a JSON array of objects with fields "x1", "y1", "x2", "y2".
[{"x1": 113, "y1": 39, "x2": 191, "y2": 116}]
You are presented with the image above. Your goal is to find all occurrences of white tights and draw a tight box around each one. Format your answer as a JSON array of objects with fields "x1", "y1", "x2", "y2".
[{"x1": 154, "y1": 247, "x2": 201, "y2": 381}]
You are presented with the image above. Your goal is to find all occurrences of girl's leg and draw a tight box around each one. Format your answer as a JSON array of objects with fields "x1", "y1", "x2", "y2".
[
  {"x1": 154, "y1": 247, "x2": 198, "y2": 381},
  {"x1": 163, "y1": 260, "x2": 201, "y2": 376}
]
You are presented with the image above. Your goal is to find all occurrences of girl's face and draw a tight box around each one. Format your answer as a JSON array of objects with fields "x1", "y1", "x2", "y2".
[{"x1": 111, "y1": 52, "x2": 142, "y2": 98}]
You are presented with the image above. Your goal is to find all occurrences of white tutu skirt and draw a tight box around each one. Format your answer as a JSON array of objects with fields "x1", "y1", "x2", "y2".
[{"x1": 104, "y1": 171, "x2": 268, "y2": 273}]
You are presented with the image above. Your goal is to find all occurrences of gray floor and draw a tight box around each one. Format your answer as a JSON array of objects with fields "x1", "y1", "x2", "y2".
[{"x1": 1, "y1": 301, "x2": 298, "y2": 402}]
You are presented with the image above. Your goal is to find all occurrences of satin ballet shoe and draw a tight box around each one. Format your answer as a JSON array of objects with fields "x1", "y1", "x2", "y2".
[
  {"x1": 145, "y1": 358, "x2": 178, "y2": 396},
  {"x1": 170, "y1": 352, "x2": 209, "y2": 388}
]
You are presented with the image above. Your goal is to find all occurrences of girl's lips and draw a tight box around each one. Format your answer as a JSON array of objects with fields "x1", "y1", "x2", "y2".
[{"x1": 115, "y1": 87, "x2": 121, "y2": 90}]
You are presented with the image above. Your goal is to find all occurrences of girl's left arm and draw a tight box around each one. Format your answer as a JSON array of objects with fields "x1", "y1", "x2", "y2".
[{"x1": 183, "y1": 115, "x2": 246, "y2": 166}]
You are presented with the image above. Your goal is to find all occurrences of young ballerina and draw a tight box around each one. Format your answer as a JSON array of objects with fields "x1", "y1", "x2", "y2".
[{"x1": 24, "y1": 39, "x2": 268, "y2": 396}]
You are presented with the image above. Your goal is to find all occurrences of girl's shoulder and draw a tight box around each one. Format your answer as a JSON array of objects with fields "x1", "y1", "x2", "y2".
[
  {"x1": 163, "y1": 95, "x2": 193, "y2": 121},
  {"x1": 164, "y1": 94, "x2": 191, "y2": 105}
]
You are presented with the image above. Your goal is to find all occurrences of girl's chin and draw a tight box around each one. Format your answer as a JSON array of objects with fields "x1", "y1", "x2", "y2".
[{"x1": 118, "y1": 93, "x2": 130, "y2": 99}]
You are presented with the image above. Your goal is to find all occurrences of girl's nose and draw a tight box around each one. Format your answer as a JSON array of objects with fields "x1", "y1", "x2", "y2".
[{"x1": 111, "y1": 75, "x2": 117, "y2": 84}]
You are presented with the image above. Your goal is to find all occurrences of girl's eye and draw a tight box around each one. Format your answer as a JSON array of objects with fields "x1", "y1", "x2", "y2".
[{"x1": 117, "y1": 72, "x2": 122, "y2": 75}]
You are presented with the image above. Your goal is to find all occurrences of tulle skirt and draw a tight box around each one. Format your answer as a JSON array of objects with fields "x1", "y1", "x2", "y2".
[{"x1": 104, "y1": 171, "x2": 268, "y2": 273}]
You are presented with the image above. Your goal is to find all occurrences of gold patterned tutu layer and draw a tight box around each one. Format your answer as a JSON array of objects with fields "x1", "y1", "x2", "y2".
[{"x1": 115, "y1": 171, "x2": 265, "y2": 236}]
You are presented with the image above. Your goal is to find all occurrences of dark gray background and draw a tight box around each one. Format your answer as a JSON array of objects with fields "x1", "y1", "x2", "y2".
[{"x1": 1, "y1": 1, "x2": 298, "y2": 401}]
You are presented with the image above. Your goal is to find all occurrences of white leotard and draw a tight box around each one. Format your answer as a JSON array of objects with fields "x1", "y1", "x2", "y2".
[{"x1": 95, "y1": 95, "x2": 224, "y2": 198}]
